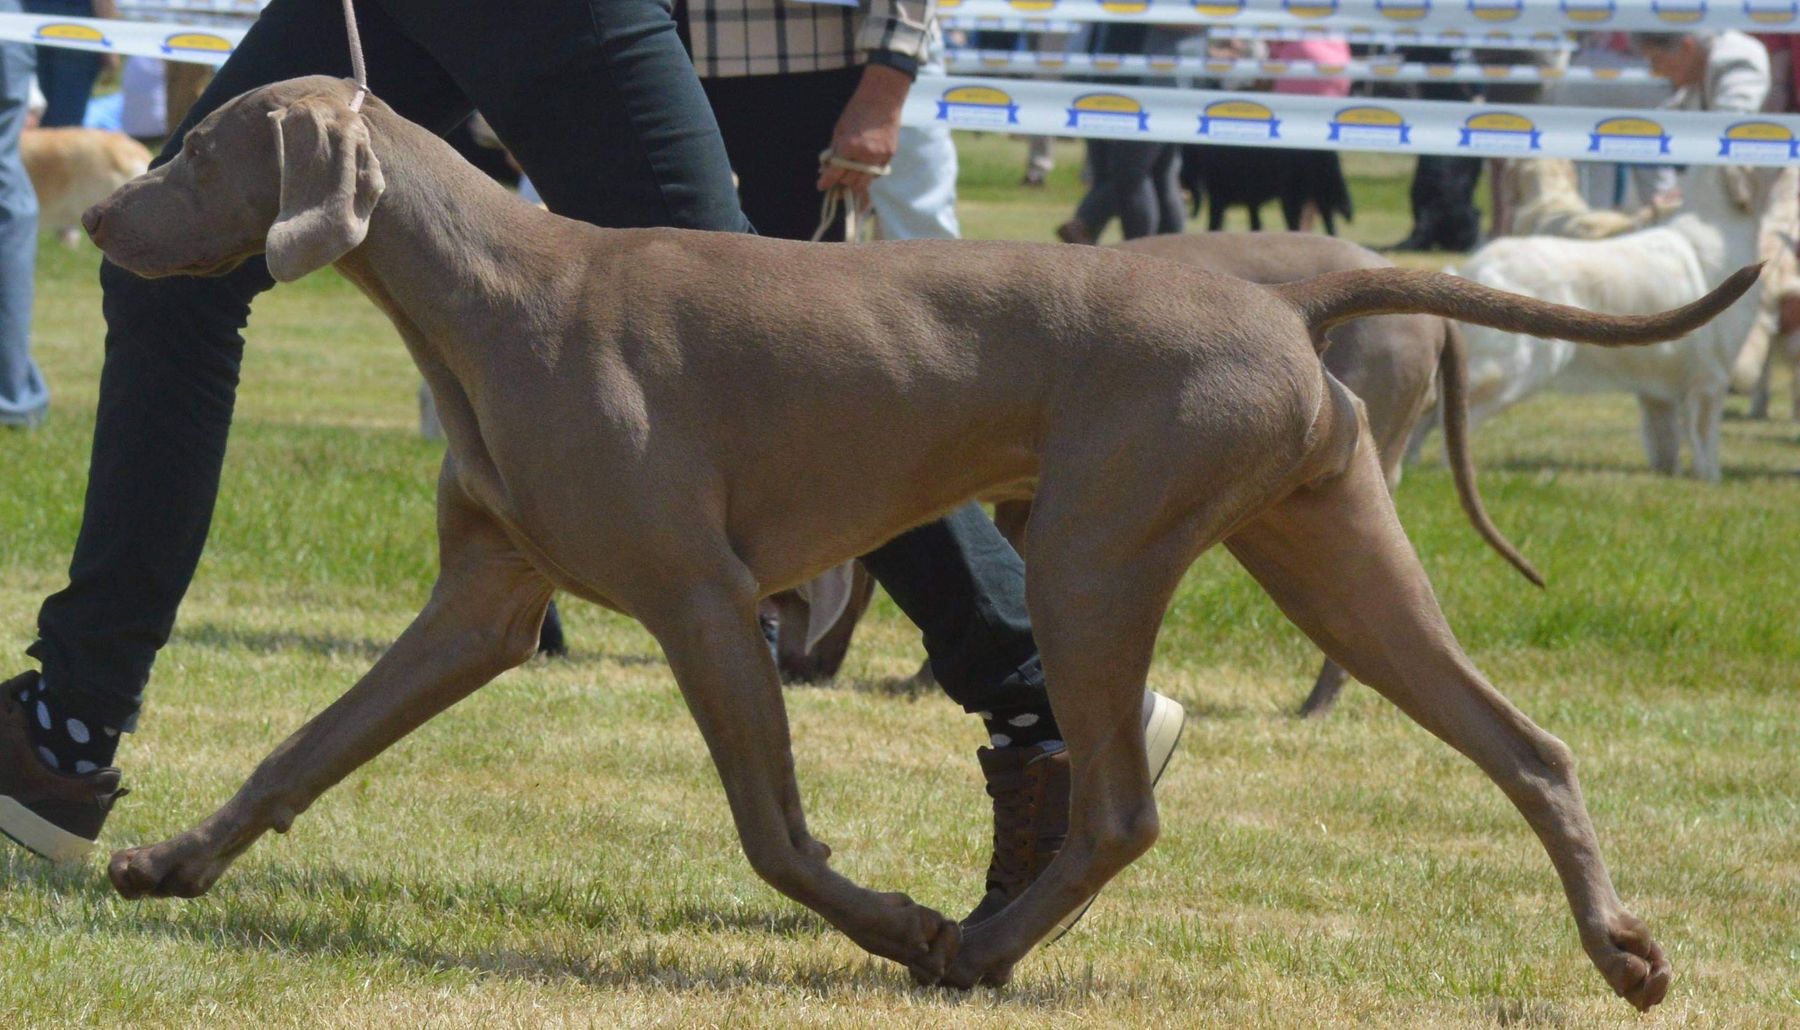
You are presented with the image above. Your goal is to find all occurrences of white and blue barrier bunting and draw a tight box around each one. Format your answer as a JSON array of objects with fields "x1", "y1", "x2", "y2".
[
  {"x1": 0, "y1": 12, "x2": 243, "y2": 64},
  {"x1": 945, "y1": 46, "x2": 1660, "y2": 84},
  {"x1": 905, "y1": 74, "x2": 1800, "y2": 164},
  {"x1": 944, "y1": 16, "x2": 1579, "y2": 47},
  {"x1": 938, "y1": 0, "x2": 1800, "y2": 32}
]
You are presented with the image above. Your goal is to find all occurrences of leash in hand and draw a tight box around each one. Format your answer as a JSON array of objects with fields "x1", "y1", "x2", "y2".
[{"x1": 811, "y1": 149, "x2": 889, "y2": 243}]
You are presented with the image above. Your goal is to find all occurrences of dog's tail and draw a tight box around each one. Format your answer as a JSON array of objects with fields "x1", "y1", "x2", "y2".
[
  {"x1": 1275, "y1": 263, "x2": 1764, "y2": 352},
  {"x1": 1436, "y1": 320, "x2": 1543, "y2": 588}
]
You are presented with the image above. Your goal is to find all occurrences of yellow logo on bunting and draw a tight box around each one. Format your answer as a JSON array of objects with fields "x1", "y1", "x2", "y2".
[
  {"x1": 1425, "y1": 63, "x2": 1457, "y2": 78},
  {"x1": 1066, "y1": 93, "x2": 1150, "y2": 132},
  {"x1": 1191, "y1": 0, "x2": 1247, "y2": 15},
  {"x1": 1098, "y1": 0, "x2": 1152, "y2": 12},
  {"x1": 1719, "y1": 121, "x2": 1800, "y2": 159},
  {"x1": 1377, "y1": 0, "x2": 1432, "y2": 20},
  {"x1": 161, "y1": 32, "x2": 233, "y2": 57},
  {"x1": 1652, "y1": 0, "x2": 1708, "y2": 24},
  {"x1": 1328, "y1": 105, "x2": 1412, "y2": 147},
  {"x1": 1006, "y1": 0, "x2": 1058, "y2": 11},
  {"x1": 936, "y1": 86, "x2": 1020, "y2": 128},
  {"x1": 1261, "y1": 61, "x2": 1291, "y2": 75},
  {"x1": 1197, "y1": 99, "x2": 1281, "y2": 141},
  {"x1": 1559, "y1": 0, "x2": 1616, "y2": 23},
  {"x1": 1589, "y1": 116, "x2": 1671, "y2": 157},
  {"x1": 1466, "y1": 0, "x2": 1523, "y2": 22},
  {"x1": 1369, "y1": 58, "x2": 1403, "y2": 77},
  {"x1": 1744, "y1": 0, "x2": 1799, "y2": 26},
  {"x1": 1283, "y1": 0, "x2": 1339, "y2": 18},
  {"x1": 33, "y1": 22, "x2": 109, "y2": 46},
  {"x1": 1459, "y1": 111, "x2": 1542, "y2": 152}
]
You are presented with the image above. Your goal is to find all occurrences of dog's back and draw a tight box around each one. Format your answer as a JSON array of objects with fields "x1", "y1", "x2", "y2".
[{"x1": 22, "y1": 129, "x2": 154, "y2": 243}]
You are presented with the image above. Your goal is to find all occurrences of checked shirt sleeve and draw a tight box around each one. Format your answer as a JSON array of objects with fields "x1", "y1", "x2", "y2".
[{"x1": 857, "y1": 0, "x2": 935, "y2": 69}]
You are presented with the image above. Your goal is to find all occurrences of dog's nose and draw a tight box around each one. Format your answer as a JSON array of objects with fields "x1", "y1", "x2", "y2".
[{"x1": 81, "y1": 204, "x2": 105, "y2": 243}]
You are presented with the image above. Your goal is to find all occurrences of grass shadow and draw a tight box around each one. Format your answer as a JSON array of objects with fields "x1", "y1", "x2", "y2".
[{"x1": 173, "y1": 623, "x2": 392, "y2": 662}]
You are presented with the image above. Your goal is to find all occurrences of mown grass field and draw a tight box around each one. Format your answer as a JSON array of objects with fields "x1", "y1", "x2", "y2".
[{"x1": 1, "y1": 134, "x2": 1796, "y2": 1028}]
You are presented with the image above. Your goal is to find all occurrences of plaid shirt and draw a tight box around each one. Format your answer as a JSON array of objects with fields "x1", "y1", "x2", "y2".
[{"x1": 686, "y1": 0, "x2": 934, "y2": 79}]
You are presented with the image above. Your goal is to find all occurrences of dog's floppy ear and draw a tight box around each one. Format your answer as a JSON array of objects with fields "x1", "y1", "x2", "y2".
[{"x1": 265, "y1": 94, "x2": 385, "y2": 282}]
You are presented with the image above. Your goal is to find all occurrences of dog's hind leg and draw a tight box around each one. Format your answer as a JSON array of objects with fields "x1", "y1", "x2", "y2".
[
  {"x1": 1224, "y1": 439, "x2": 1670, "y2": 1012},
  {"x1": 941, "y1": 483, "x2": 1228, "y2": 988},
  {"x1": 642, "y1": 576, "x2": 960, "y2": 983},
  {"x1": 109, "y1": 461, "x2": 555, "y2": 899}
]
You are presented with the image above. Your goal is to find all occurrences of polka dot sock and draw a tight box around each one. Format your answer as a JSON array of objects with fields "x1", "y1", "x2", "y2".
[
  {"x1": 15, "y1": 675, "x2": 121, "y2": 775},
  {"x1": 979, "y1": 703, "x2": 1063, "y2": 750}
]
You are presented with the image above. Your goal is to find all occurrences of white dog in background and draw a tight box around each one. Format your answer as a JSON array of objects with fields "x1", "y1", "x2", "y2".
[
  {"x1": 1458, "y1": 163, "x2": 1792, "y2": 482},
  {"x1": 21, "y1": 128, "x2": 153, "y2": 247}
]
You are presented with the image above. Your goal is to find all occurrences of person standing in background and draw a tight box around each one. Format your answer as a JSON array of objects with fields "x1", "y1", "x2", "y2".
[
  {"x1": 0, "y1": 0, "x2": 44, "y2": 430},
  {"x1": 1268, "y1": 37, "x2": 1351, "y2": 233},
  {"x1": 22, "y1": 0, "x2": 117, "y2": 127}
]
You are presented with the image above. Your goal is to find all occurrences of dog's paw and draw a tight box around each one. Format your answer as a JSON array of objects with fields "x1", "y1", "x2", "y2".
[
  {"x1": 108, "y1": 836, "x2": 228, "y2": 899},
  {"x1": 902, "y1": 905, "x2": 961, "y2": 986},
  {"x1": 849, "y1": 892, "x2": 959, "y2": 983},
  {"x1": 1585, "y1": 910, "x2": 1672, "y2": 1012}
]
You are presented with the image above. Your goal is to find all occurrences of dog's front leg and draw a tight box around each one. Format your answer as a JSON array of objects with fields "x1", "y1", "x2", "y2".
[
  {"x1": 109, "y1": 467, "x2": 554, "y2": 899},
  {"x1": 647, "y1": 585, "x2": 960, "y2": 983}
]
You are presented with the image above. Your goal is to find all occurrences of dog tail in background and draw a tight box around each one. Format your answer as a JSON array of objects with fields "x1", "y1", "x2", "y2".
[
  {"x1": 1276, "y1": 263, "x2": 1764, "y2": 351},
  {"x1": 1436, "y1": 320, "x2": 1544, "y2": 588}
]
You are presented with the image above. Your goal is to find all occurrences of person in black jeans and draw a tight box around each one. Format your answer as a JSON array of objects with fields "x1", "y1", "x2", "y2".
[
  {"x1": 1057, "y1": 23, "x2": 1188, "y2": 244},
  {"x1": 0, "y1": 0, "x2": 1073, "y2": 905}
]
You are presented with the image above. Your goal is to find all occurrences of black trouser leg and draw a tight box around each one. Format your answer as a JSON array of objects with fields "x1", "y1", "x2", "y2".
[
  {"x1": 857, "y1": 505, "x2": 1045, "y2": 713},
  {"x1": 1104, "y1": 139, "x2": 1165, "y2": 240}
]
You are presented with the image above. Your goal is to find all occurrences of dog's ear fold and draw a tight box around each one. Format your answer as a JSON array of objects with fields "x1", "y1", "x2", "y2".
[{"x1": 265, "y1": 95, "x2": 385, "y2": 282}]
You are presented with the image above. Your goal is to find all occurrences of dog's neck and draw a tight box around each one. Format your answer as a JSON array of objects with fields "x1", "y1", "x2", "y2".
[{"x1": 331, "y1": 105, "x2": 586, "y2": 373}]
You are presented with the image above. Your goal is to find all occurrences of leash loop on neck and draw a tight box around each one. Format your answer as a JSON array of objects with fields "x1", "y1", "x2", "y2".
[{"x1": 341, "y1": 0, "x2": 368, "y2": 112}]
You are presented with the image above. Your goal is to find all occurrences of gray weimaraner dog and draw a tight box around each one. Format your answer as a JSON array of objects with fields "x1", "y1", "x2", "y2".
[
  {"x1": 784, "y1": 233, "x2": 1540, "y2": 719},
  {"x1": 84, "y1": 77, "x2": 1755, "y2": 1008}
]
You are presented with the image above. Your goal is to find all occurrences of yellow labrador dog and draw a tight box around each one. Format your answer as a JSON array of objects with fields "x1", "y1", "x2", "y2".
[{"x1": 83, "y1": 78, "x2": 1756, "y2": 1008}]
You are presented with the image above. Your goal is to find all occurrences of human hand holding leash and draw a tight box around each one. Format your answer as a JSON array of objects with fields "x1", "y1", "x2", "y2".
[{"x1": 817, "y1": 63, "x2": 909, "y2": 203}]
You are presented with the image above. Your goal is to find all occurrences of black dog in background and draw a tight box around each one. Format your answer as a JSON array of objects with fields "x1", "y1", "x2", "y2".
[{"x1": 1180, "y1": 145, "x2": 1353, "y2": 234}]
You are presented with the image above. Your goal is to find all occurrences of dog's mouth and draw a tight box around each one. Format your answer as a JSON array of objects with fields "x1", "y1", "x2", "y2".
[{"x1": 114, "y1": 251, "x2": 251, "y2": 280}]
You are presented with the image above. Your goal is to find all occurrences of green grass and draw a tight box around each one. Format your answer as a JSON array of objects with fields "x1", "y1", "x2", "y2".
[{"x1": 2, "y1": 136, "x2": 1797, "y2": 1028}]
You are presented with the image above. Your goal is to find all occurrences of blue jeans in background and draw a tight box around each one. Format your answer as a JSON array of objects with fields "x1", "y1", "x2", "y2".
[
  {"x1": 0, "y1": 1, "x2": 45, "y2": 429},
  {"x1": 22, "y1": 0, "x2": 103, "y2": 128}
]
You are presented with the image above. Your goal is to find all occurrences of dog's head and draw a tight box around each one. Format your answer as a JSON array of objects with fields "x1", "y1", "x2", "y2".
[{"x1": 84, "y1": 76, "x2": 384, "y2": 283}]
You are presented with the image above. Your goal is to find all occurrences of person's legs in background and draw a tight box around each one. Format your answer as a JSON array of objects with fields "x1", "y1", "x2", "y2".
[
  {"x1": 869, "y1": 47, "x2": 960, "y2": 241},
  {"x1": 21, "y1": 0, "x2": 101, "y2": 127},
  {"x1": 1150, "y1": 143, "x2": 1184, "y2": 236},
  {"x1": 1103, "y1": 139, "x2": 1163, "y2": 240},
  {"x1": 1062, "y1": 139, "x2": 1114, "y2": 243},
  {"x1": 0, "y1": 3, "x2": 45, "y2": 430}
]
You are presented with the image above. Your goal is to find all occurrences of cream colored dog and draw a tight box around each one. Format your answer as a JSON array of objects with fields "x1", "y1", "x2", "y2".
[
  {"x1": 22, "y1": 128, "x2": 152, "y2": 247},
  {"x1": 1502, "y1": 158, "x2": 1659, "y2": 240},
  {"x1": 83, "y1": 78, "x2": 1757, "y2": 1008}
]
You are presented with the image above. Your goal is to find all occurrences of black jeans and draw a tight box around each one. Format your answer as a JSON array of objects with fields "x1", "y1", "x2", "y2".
[
  {"x1": 30, "y1": 0, "x2": 1044, "y2": 728},
  {"x1": 1073, "y1": 139, "x2": 1184, "y2": 240}
]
